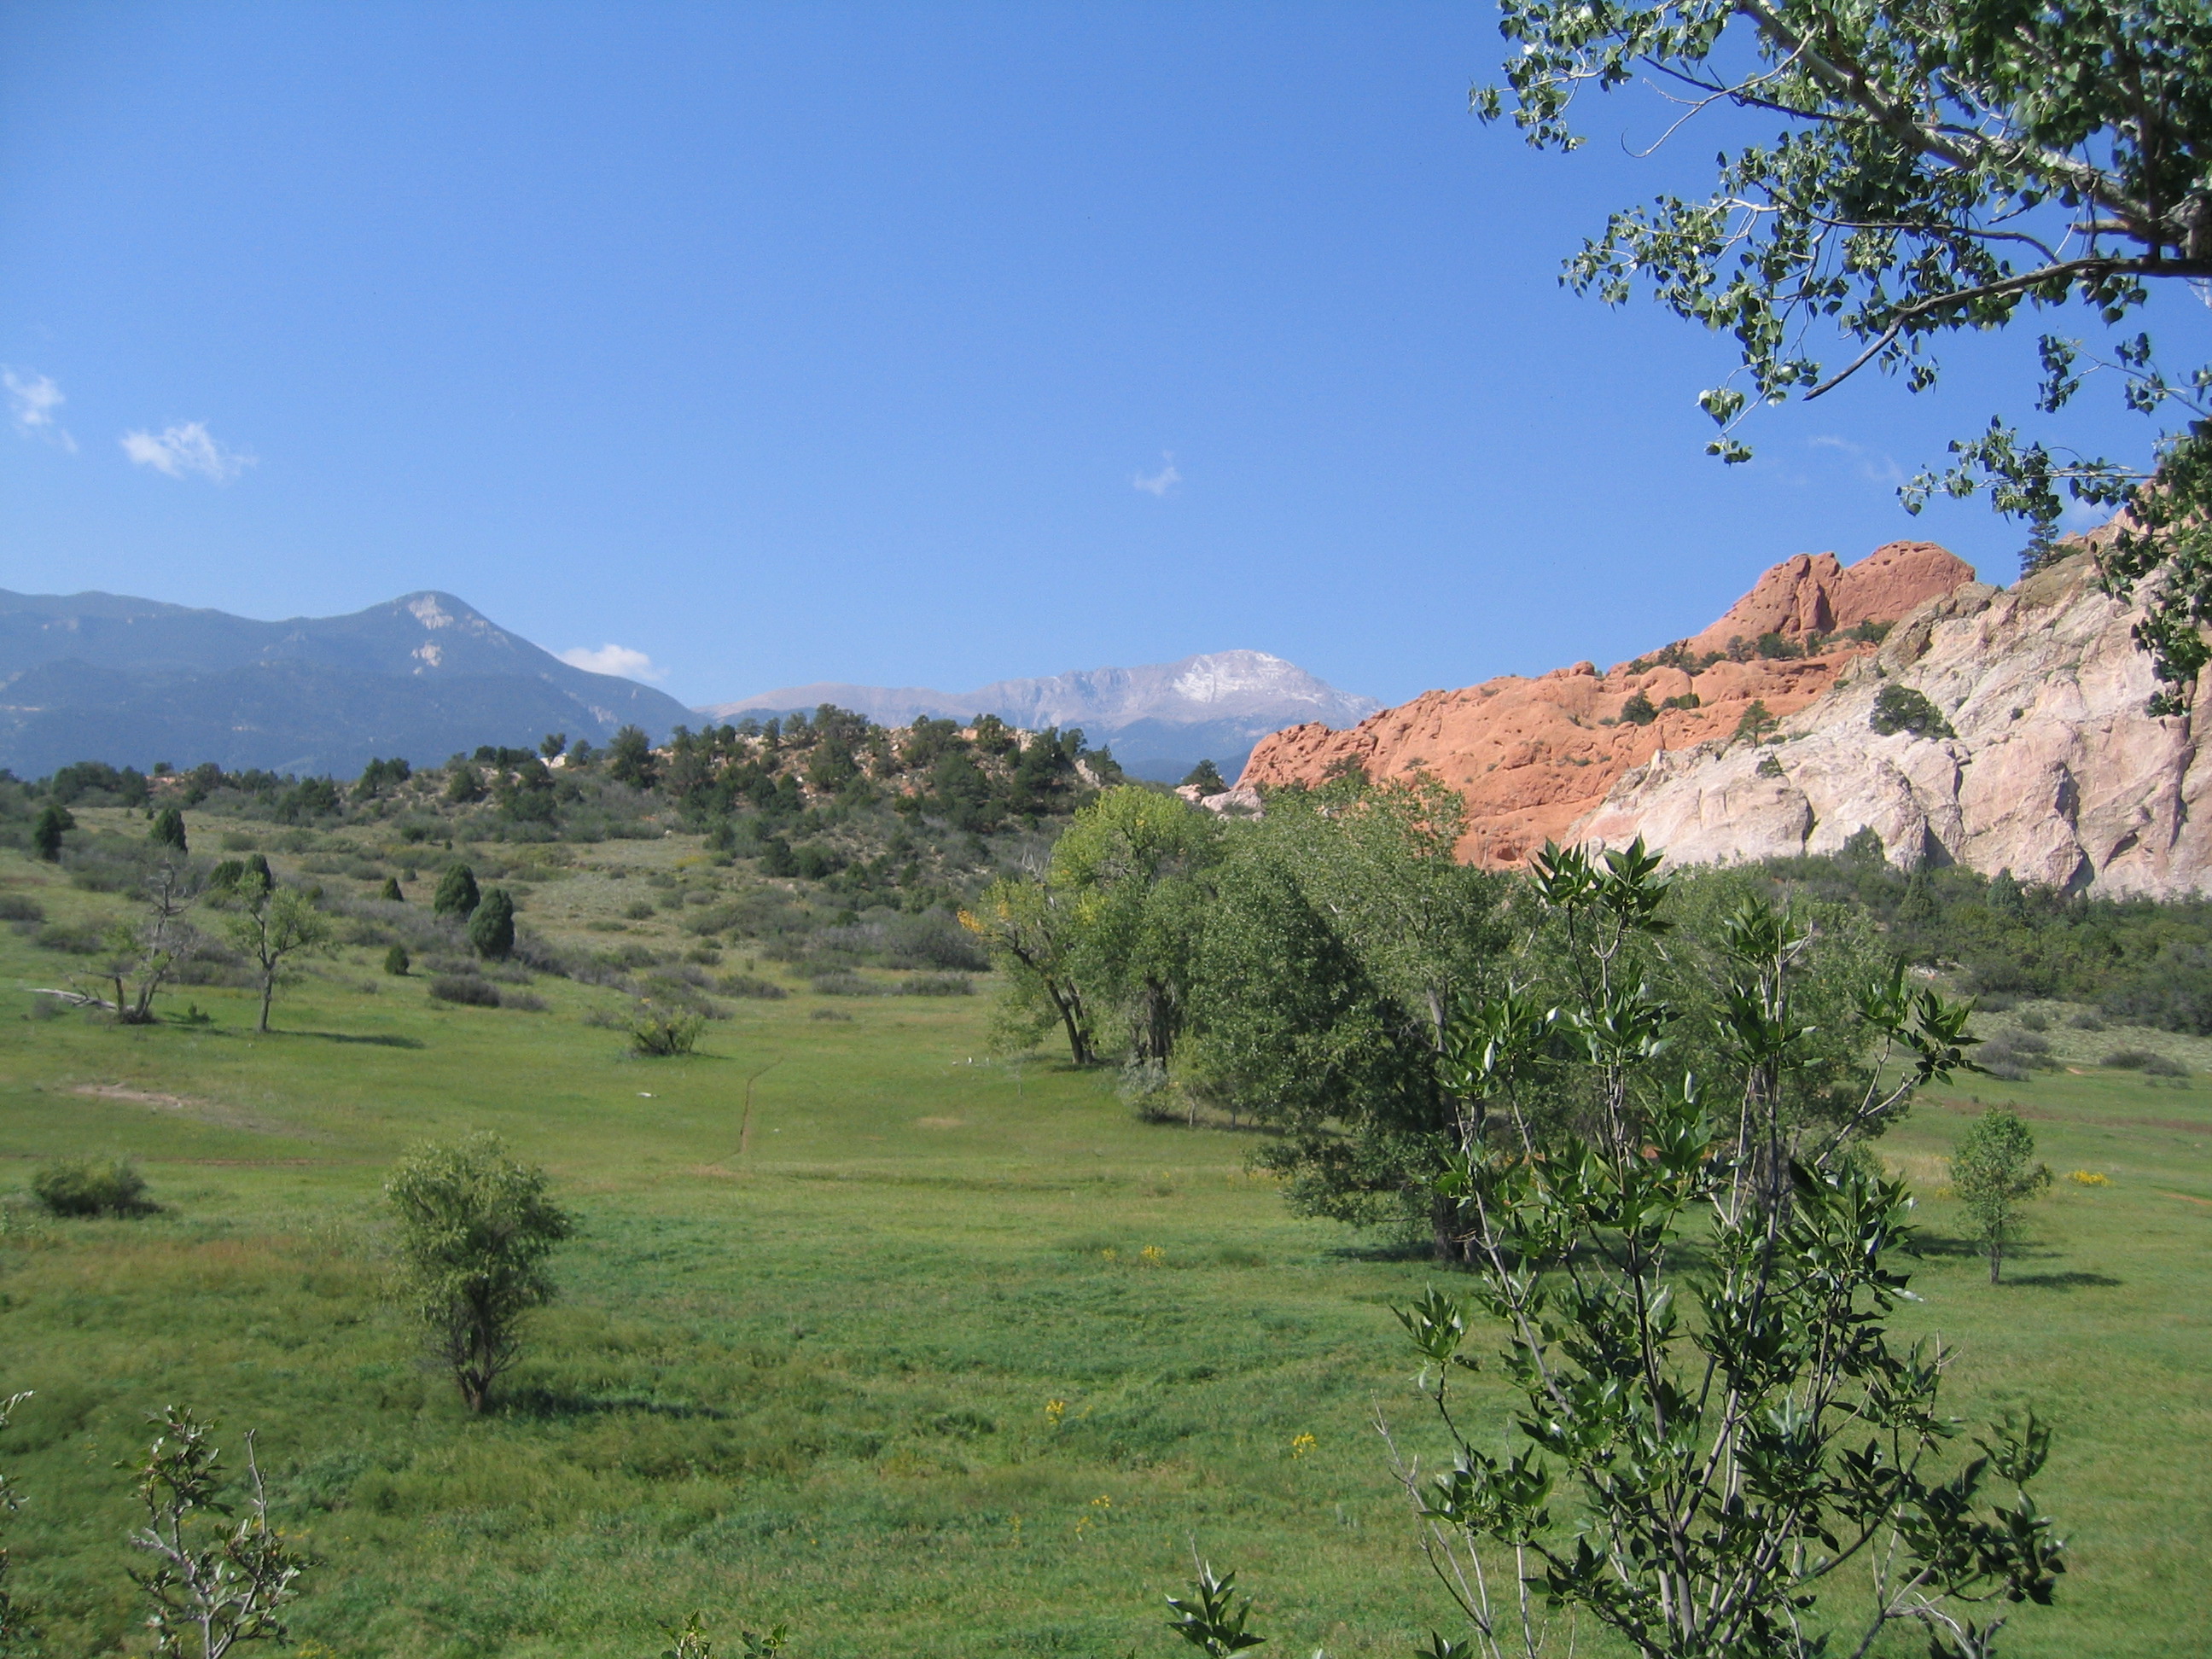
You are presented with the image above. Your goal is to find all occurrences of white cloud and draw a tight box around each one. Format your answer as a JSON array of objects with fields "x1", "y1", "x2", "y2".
[
  {"x1": 4, "y1": 369, "x2": 76, "y2": 451},
  {"x1": 1132, "y1": 451, "x2": 1180, "y2": 497},
  {"x1": 559, "y1": 643, "x2": 667, "y2": 683},
  {"x1": 119, "y1": 420, "x2": 255, "y2": 482}
]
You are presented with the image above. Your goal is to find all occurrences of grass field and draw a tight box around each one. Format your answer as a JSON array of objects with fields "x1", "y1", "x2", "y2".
[{"x1": 2, "y1": 835, "x2": 2207, "y2": 1656}]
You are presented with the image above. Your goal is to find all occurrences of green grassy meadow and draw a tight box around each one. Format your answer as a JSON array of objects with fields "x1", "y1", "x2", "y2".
[{"x1": 2, "y1": 834, "x2": 2208, "y2": 1656}]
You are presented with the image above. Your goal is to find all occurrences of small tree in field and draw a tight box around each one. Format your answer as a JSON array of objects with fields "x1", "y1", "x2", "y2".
[
  {"x1": 222, "y1": 876, "x2": 333, "y2": 1034},
  {"x1": 1953, "y1": 1106, "x2": 2052, "y2": 1284},
  {"x1": 31, "y1": 803, "x2": 72, "y2": 862},
  {"x1": 469, "y1": 887, "x2": 516, "y2": 958},
  {"x1": 149, "y1": 806, "x2": 189, "y2": 852},
  {"x1": 127, "y1": 1407, "x2": 308, "y2": 1658},
  {"x1": 432, "y1": 864, "x2": 480, "y2": 920},
  {"x1": 387, "y1": 1133, "x2": 573, "y2": 1413}
]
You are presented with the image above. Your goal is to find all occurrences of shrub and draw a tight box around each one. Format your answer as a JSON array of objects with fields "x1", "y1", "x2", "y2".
[
  {"x1": 629, "y1": 1010, "x2": 704, "y2": 1056},
  {"x1": 1870, "y1": 683, "x2": 1955, "y2": 738},
  {"x1": 0, "y1": 895, "x2": 41, "y2": 923},
  {"x1": 33, "y1": 921, "x2": 102, "y2": 954},
  {"x1": 1618, "y1": 691, "x2": 1658, "y2": 726},
  {"x1": 2103, "y1": 1047, "x2": 2186, "y2": 1075},
  {"x1": 431, "y1": 863, "x2": 480, "y2": 919},
  {"x1": 428, "y1": 974, "x2": 500, "y2": 1007},
  {"x1": 2017, "y1": 1010, "x2": 2050, "y2": 1031},
  {"x1": 32, "y1": 1158, "x2": 152, "y2": 1217},
  {"x1": 899, "y1": 974, "x2": 974, "y2": 996},
  {"x1": 384, "y1": 945, "x2": 411, "y2": 976},
  {"x1": 1754, "y1": 631, "x2": 1804, "y2": 659},
  {"x1": 2069, "y1": 1010, "x2": 2108, "y2": 1030},
  {"x1": 811, "y1": 970, "x2": 877, "y2": 997},
  {"x1": 714, "y1": 973, "x2": 789, "y2": 999}
]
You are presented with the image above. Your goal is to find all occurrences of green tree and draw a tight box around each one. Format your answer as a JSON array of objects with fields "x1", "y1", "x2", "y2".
[
  {"x1": 1952, "y1": 1105, "x2": 2053, "y2": 1284},
  {"x1": 445, "y1": 762, "x2": 485, "y2": 805},
  {"x1": 1180, "y1": 759, "x2": 1228, "y2": 795},
  {"x1": 379, "y1": 876, "x2": 405, "y2": 902},
  {"x1": 1192, "y1": 844, "x2": 2062, "y2": 1659},
  {"x1": 1616, "y1": 691, "x2": 1656, "y2": 726},
  {"x1": 432, "y1": 863, "x2": 481, "y2": 920},
  {"x1": 383, "y1": 944, "x2": 411, "y2": 977},
  {"x1": 126, "y1": 1407, "x2": 309, "y2": 1659},
  {"x1": 607, "y1": 725, "x2": 659, "y2": 789},
  {"x1": 149, "y1": 806, "x2": 189, "y2": 852},
  {"x1": 1871, "y1": 683, "x2": 1956, "y2": 739},
  {"x1": 960, "y1": 877, "x2": 1097, "y2": 1065},
  {"x1": 1480, "y1": 2, "x2": 2212, "y2": 704},
  {"x1": 1050, "y1": 786, "x2": 1223, "y2": 1065},
  {"x1": 469, "y1": 887, "x2": 516, "y2": 959},
  {"x1": 1183, "y1": 777, "x2": 1508, "y2": 1254},
  {"x1": 222, "y1": 876, "x2": 334, "y2": 1034},
  {"x1": 386, "y1": 1133, "x2": 574, "y2": 1412},
  {"x1": 92, "y1": 863, "x2": 206, "y2": 1025},
  {"x1": 1732, "y1": 699, "x2": 1778, "y2": 744},
  {"x1": 31, "y1": 802, "x2": 72, "y2": 862}
]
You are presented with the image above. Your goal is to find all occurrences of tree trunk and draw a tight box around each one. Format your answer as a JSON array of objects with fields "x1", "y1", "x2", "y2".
[
  {"x1": 258, "y1": 971, "x2": 275, "y2": 1034},
  {"x1": 1988, "y1": 1237, "x2": 2003, "y2": 1284},
  {"x1": 1430, "y1": 1190, "x2": 1469, "y2": 1265}
]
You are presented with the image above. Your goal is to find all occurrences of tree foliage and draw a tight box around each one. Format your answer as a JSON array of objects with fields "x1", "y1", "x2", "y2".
[
  {"x1": 1951, "y1": 1105, "x2": 2052, "y2": 1283},
  {"x1": 1481, "y1": 1, "x2": 2212, "y2": 702},
  {"x1": 469, "y1": 887, "x2": 516, "y2": 959},
  {"x1": 221, "y1": 875, "x2": 333, "y2": 1035},
  {"x1": 432, "y1": 863, "x2": 481, "y2": 920},
  {"x1": 127, "y1": 1408, "x2": 308, "y2": 1659},
  {"x1": 387, "y1": 1133, "x2": 574, "y2": 1413}
]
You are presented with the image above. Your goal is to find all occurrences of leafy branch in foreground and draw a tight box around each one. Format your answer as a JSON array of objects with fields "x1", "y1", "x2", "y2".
[
  {"x1": 1478, "y1": 1, "x2": 2212, "y2": 699},
  {"x1": 1166, "y1": 1560, "x2": 1266, "y2": 1657},
  {"x1": 0, "y1": 1390, "x2": 29, "y2": 1655},
  {"x1": 126, "y1": 1408, "x2": 308, "y2": 1659},
  {"x1": 1400, "y1": 844, "x2": 2061, "y2": 1657}
]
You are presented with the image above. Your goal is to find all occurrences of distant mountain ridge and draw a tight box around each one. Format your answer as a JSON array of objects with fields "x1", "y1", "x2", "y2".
[
  {"x1": 701, "y1": 649, "x2": 1381, "y2": 781},
  {"x1": 0, "y1": 588, "x2": 695, "y2": 777}
]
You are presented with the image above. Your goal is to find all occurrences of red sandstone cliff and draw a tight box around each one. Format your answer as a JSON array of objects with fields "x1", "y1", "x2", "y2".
[{"x1": 1238, "y1": 541, "x2": 1977, "y2": 866}]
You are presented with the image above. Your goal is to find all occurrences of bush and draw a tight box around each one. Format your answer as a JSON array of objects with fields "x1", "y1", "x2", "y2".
[
  {"x1": 428, "y1": 974, "x2": 501, "y2": 1007},
  {"x1": 899, "y1": 974, "x2": 974, "y2": 996},
  {"x1": 469, "y1": 888, "x2": 516, "y2": 958},
  {"x1": 1618, "y1": 692, "x2": 1657, "y2": 726},
  {"x1": 2069, "y1": 1010, "x2": 2108, "y2": 1030},
  {"x1": 34, "y1": 921, "x2": 102, "y2": 954},
  {"x1": 0, "y1": 895, "x2": 44, "y2": 923},
  {"x1": 2017, "y1": 1010, "x2": 2050, "y2": 1031},
  {"x1": 1870, "y1": 683, "x2": 1955, "y2": 739},
  {"x1": 2103, "y1": 1047, "x2": 2187, "y2": 1075},
  {"x1": 384, "y1": 944, "x2": 411, "y2": 976},
  {"x1": 628, "y1": 1010, "x2": 704, "y2": 1056},
  {"x1": 811, "y1": 970, "x2": 877, "y2": 997},
  {"x1": 33, "y1": 1157, "x2": 152, "y2": 1217},
  {"x1": 714, "y1": 972, "x2": 789, "y2": 999}
]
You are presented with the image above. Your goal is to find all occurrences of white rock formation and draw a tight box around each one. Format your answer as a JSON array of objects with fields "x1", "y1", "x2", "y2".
[{"x1": 1571, "y1": 550, "x2": 2212, "y2": 896}]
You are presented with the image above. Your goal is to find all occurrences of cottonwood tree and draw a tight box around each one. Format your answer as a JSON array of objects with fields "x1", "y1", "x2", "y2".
[
  {"x1": 1481, "y1": 2, "x2": 2212, "y2": 705},
  {"x1": 222, "y1": 874, "x2": 334, "y2": 1034},
  {"x1": 1049, "y1": 785, "x2": 1223, "y2": 1067},
  {"x1": 961, "y1": 875, "x2": 1097, "y2": 1065},
  {"x1": 1181, "y1": 777, "x2": 1506, "y2": 1255},
  {"x1": 1951, "y1": 1105, "x2": 2052, "y2": 1284},
  {"x1": 387, "y1": 1133, "x2": 574, "y2": 1413},
  {"x1": 1188, "y1": 842, "x2": 2064, "y2": 1659},
  {"x1": 127, "y1": 1408, "x2": 308, "y2": 1659}
]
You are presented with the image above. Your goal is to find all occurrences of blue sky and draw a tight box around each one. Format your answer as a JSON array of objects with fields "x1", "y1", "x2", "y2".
[{"x1": 2, "y1": 3, "x2": 2198, "y2": 710}]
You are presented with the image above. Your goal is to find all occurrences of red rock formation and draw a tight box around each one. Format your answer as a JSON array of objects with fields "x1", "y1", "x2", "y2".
[
  {"x1": 1238, "y1": 541, "x2": 1977, "y2": 866},
  {"x1": 1682, "y1": 541, "x2": 1973, "y2": 656}
]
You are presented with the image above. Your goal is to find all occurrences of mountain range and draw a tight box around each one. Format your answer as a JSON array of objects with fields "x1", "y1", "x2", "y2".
[
  {"x1": 701, "y1": 650, "x2": 1381, "y2": 781},
  {"x1": 0, "y1": 588, "x2": 695, "y2": 778},
  {"x1": 0, "y1": 588, "x2": 1377, "y2": 785}
]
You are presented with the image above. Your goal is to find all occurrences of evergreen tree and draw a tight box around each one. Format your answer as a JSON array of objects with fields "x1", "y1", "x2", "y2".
[
  {"x1": 380, "y1": 876, "x2": 405, "y2": 903},
  {"x1": 432, "y1": 864, "x2": 480, "y2": 919},
  {"x1": 469, "y1": 888, "x2": 516, "y2": 959},
  {"x1": 1180, "y1": 759, "x2": 1228, "y2": 794},
  {"x1": 606, "y1": 725, "x2": 658, "y2": 788},
  {"x1": 31, "y1": 802, "x2": 73, "y2": 862},
  {"x1": 148, "y1": 806, "x2": 188, "y2": 853}
]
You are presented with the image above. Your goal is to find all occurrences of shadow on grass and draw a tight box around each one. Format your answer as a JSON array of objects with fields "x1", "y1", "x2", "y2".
[
  {"x1": 498, "y1": 1387, "x2": 729, "y2": 1421},
  {"x1": 283, "y1": 1029, "x2": 427, "y2": 1050},
  {"x1": 2003, "y1": 1271, "x2": 2123, "y2": 1289}
]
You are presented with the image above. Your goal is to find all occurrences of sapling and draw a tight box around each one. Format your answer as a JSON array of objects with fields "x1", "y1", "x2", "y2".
[
  {"x1": 126, "y1": 1408, "x2": 308, "y2": 1659},
  {"x1": 1952, "y1": 1106, "x2": 2052, "y2": 1284}
]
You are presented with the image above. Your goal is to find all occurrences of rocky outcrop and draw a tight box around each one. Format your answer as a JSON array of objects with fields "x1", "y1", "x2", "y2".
[
  {"x1": 1573, "y1": 550, "x2": 2212, "y2": 896},
  {"x1": 1239, "y1": 541, "x2": 1976, "y2": 866},
  {"x1": 1680, "y1": 542, "x2": 1975, "y2": 657}
]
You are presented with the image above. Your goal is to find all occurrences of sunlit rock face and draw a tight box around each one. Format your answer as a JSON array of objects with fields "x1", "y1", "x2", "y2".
[
  {"x1": 1240, "y1": 541, "x2": 1976, "y2": 868},
  {"x1": 1575, "y1": 550, "x2": 2212, "y2": 897}
]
